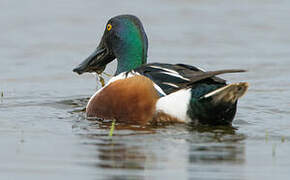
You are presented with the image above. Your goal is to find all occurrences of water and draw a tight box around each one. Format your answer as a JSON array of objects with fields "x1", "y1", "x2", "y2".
[{"x1": 1, "y1": 0, "x2": 290, "y2": 179}]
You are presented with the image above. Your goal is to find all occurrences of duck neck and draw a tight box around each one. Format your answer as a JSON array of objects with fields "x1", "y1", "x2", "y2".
[
  {"x1": 115, "y1": 25, "x2": 148, "y2": 75},
  {"x1": 116, "y1": 51, "x2": 146, "y2": 75}
]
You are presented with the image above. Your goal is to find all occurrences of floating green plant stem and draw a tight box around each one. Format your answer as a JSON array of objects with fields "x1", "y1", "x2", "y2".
[
  {"x1": 96, "y1": 71, "x2": 112, "y2": 87},
  {"x1": 97, "y1": 73, "x2": 105, "y2": 87},
  {"x1": 103, "y1": 72, "x2": 112, "y2": 77},
  {"x1": 109, "y1": 119, "x2": 116, "y2": 137}
]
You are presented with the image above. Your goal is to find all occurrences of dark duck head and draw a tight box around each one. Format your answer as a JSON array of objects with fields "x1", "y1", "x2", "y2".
[{"x1": 73, "y1": 15, "x2": 148, "y2": 75}]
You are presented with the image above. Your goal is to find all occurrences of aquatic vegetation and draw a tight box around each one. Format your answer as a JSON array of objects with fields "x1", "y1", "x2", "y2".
[
  {"x1": 96, "y1": 71, "x2": 112, "y2": 87},
  {"x1": 97, "y1": 73, "x2": 105, "y2": 87},
  {"x1": 109, "y1": 119, "x2": 116, "y2": 137}
]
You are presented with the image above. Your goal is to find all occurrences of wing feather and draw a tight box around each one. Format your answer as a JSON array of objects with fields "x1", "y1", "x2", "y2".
[{"x1": 133, "y1": 63, "x2": 246, "y2": 95}]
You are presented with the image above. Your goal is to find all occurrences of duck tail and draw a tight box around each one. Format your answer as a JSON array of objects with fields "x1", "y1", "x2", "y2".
[
  {"x1": 188, "y1": 82, "x2": 249, "y2": 125},
  {"x1": 201, "y1": 82, "x2": 249, "y2": 104}
]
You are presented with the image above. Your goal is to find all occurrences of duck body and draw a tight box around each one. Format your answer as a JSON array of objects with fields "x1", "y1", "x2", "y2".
[
  {"x1": 73, "y1": 14, "x2": 249, "y2": 126},
  {"x1": 85, "y1": 65, "x2": 248, "y2": 125}
]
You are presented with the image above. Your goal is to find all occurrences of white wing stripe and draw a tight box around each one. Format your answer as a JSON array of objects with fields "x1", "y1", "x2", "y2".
[
  {"x1": 160, "y1": 71, "x2": 190, "y2": 81},
  {"x1": 149, "y1": 65, "x2": 179, "y2": 75},
  {"x1": 202, "y1": 85, "x2": 228, "y2": 98},
  {"x1": 162, "y1": 82, "x2": 179, "y2": 88},
  {"x1": 153, "y1": 83, "x2": 166, "y2": 96}
]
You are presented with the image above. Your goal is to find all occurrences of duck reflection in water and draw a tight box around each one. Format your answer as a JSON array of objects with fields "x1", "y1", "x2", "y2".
[
  {"x1": 187, "y1": 126, "x2": 245, "y2": 164},
  {"x1": 79, "y1": 121, "x2": 157, "y2": 171},
  {"x1": 75, "y1": 119, "x2": 245, "y2": 179}
]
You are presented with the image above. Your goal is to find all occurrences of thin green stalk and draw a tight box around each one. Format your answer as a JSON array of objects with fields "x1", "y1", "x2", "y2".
[{"x1": 109, "y1": 119, "x2": 116, "y2": 137}]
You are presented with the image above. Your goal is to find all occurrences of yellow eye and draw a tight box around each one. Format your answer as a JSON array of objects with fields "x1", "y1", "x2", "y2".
[{"x1": 107, "y1": 24, "x2": 112, "y2": 31}]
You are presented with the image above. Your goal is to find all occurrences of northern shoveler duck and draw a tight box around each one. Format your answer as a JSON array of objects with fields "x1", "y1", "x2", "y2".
[{"x1": 73, "y1": 14, "x2": 249, "y2": 126}]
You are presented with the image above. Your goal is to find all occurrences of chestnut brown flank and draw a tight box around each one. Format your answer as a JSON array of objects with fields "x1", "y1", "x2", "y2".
[
  {"x1": 86, "y1": 76, "x2": 159, "y2": 125},
  {"x1": 151, "y1": 111, "x2": 184, "y2": 125}
]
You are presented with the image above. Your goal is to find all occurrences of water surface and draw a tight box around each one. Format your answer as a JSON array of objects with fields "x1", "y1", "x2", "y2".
[{"x1": 1, "y1": 0, "x2": 290, "y2": 179}]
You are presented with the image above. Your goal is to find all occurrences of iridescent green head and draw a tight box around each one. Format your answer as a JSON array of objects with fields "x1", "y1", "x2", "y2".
[{"x1": 73, "y1": 15, "x2": 148, "y2": 75}]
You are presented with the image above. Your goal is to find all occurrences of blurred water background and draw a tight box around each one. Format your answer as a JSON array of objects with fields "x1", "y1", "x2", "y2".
[{"x1": 0, "y1": 0, "x2": 290, "y2": 179}]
